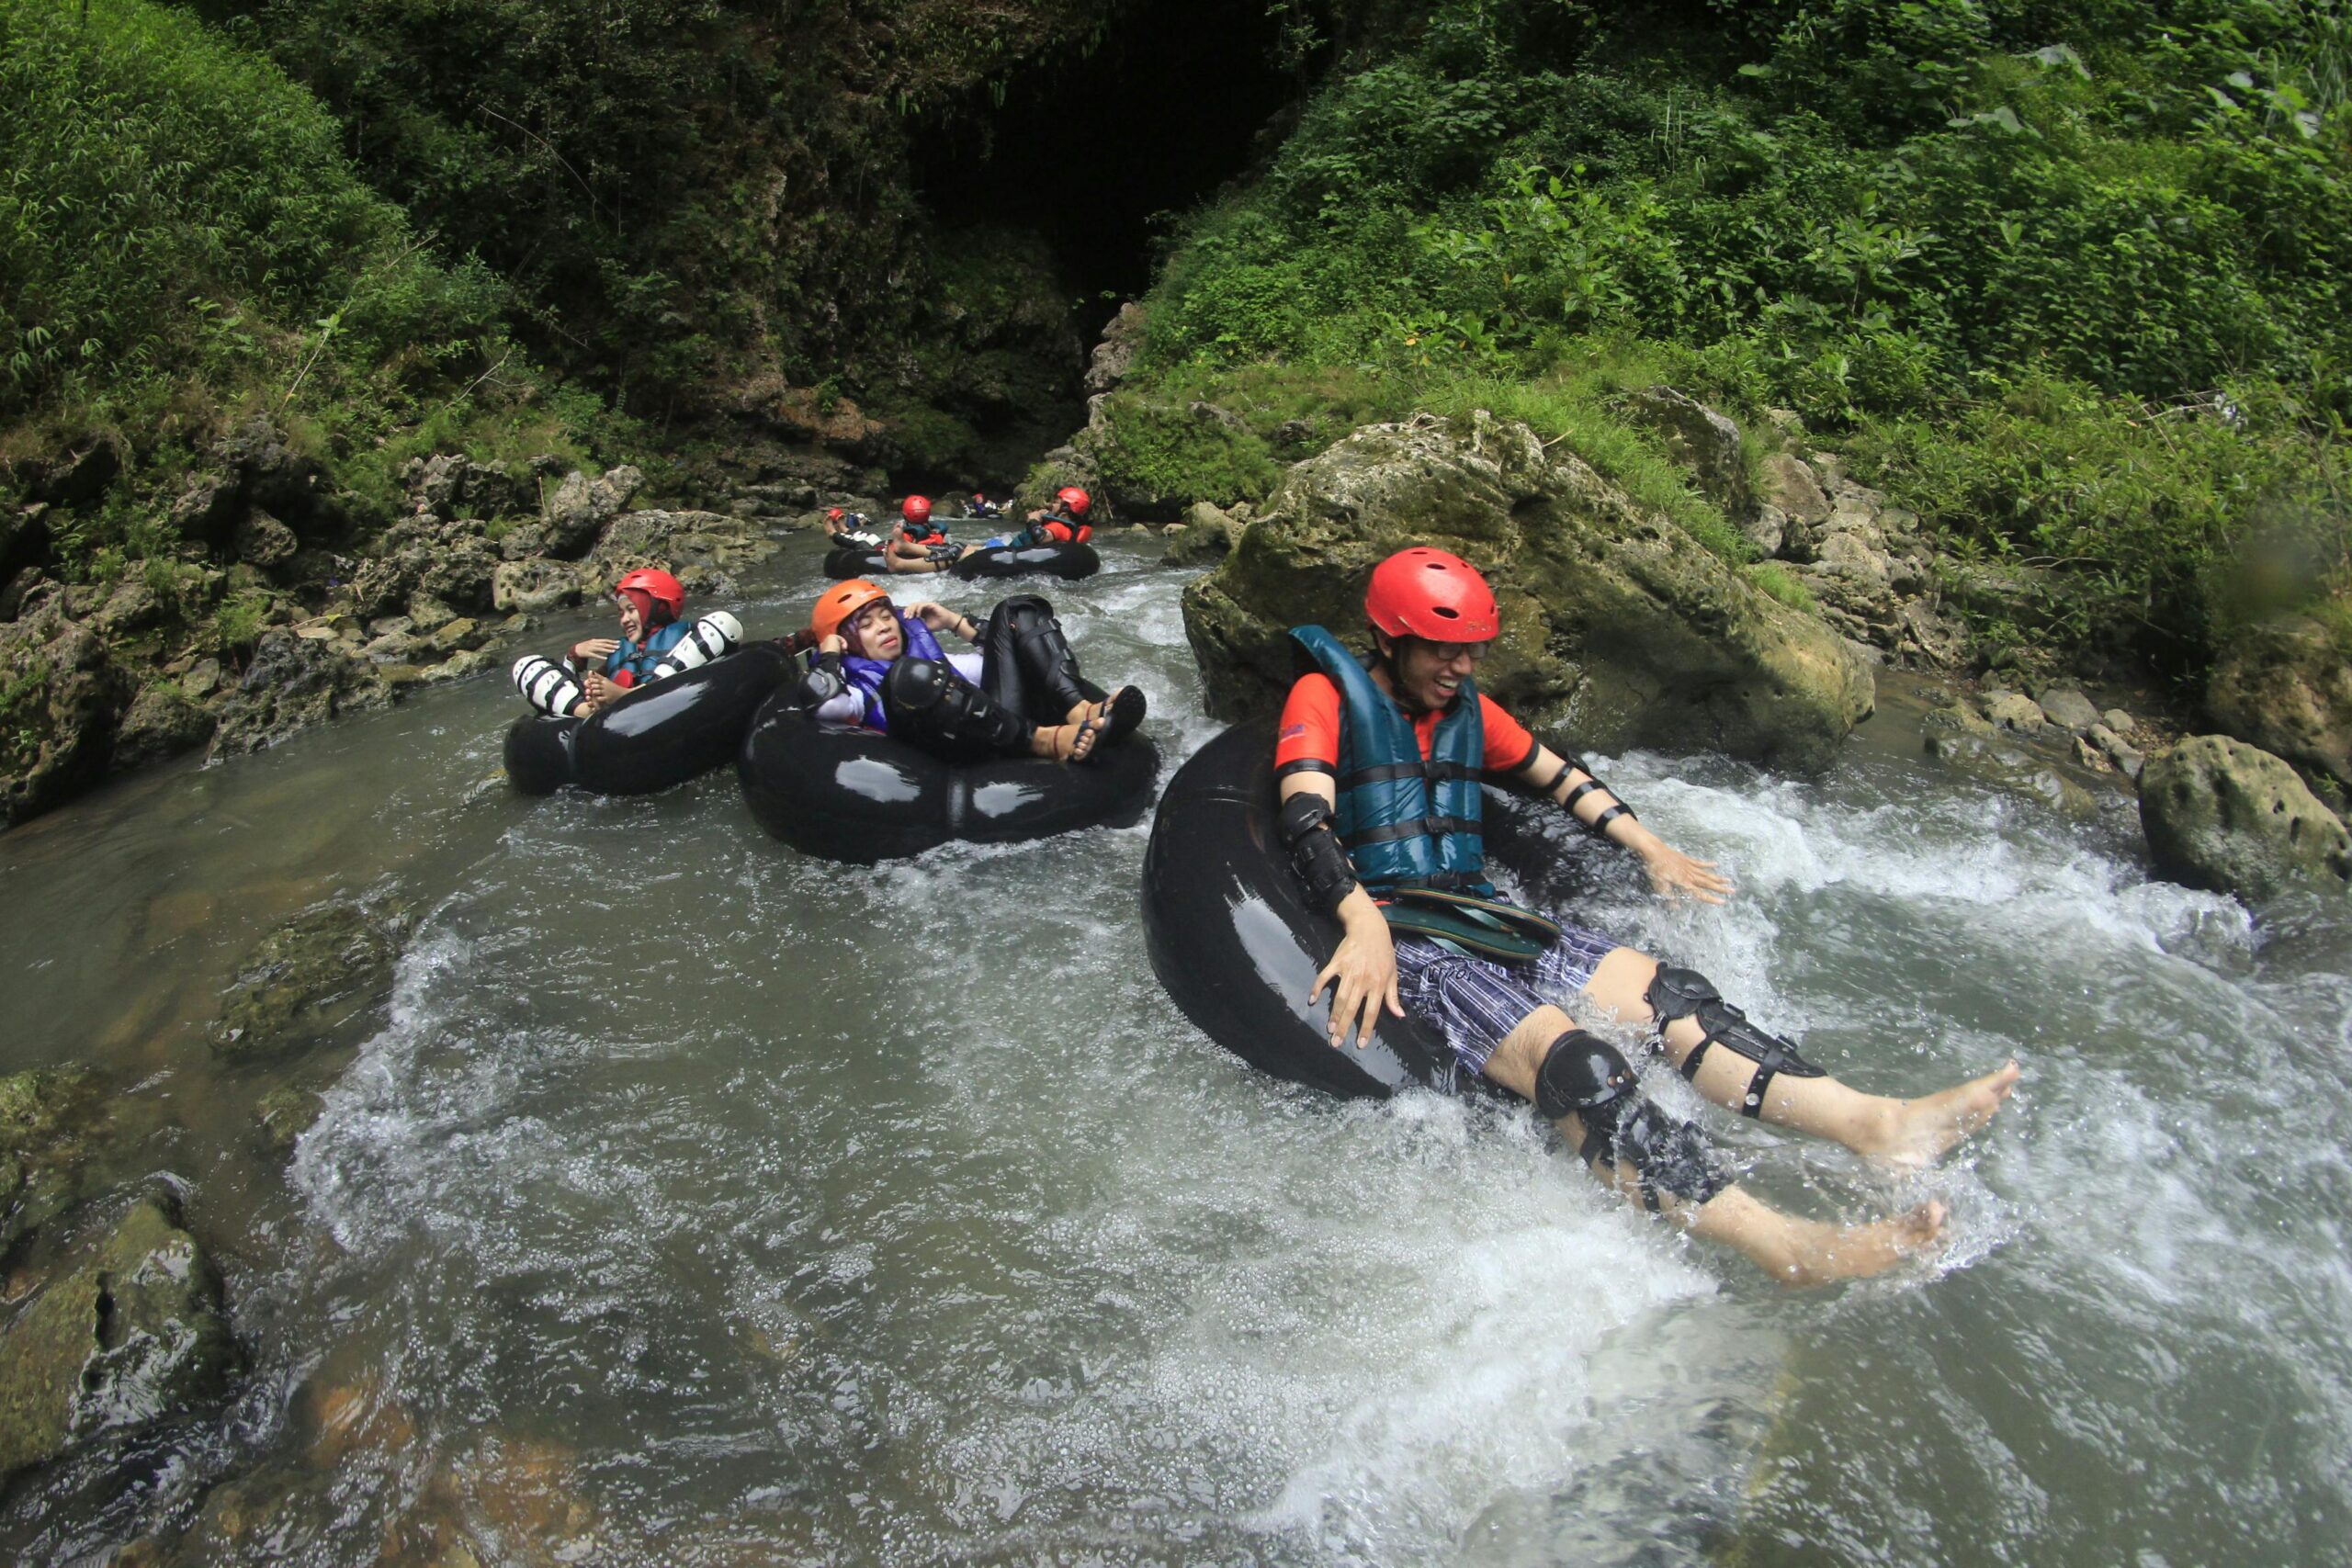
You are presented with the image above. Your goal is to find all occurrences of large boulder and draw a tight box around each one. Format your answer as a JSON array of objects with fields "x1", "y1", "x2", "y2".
[
  {"x1": 1182, "y1": 412, "x2": 1874, "y2": 773},
  {"x1": 0, "y1": 1196, "x2": 238, "y2": 1479},
  {"x1": 112, "y1": 681, "x2": 218, "y2": 771},
  {"x1": 1, "y1": 600, "x2": 130, "y2": 826},
  {"x1": 540, "y1": 465, "x2": 646, "y2": 558},
  {"x1": 2140, "y1": 734, "x2": 2352, "y2": 901},
  {"x1": 207, "y1": 629, "x2": 391, "y2": 760},
  {"x1": 2204, "y1": 612, "x2": 2352, "y2": 805},
  {"x1": 583, "y1": 508, "x2": 779, "y2": 599}
]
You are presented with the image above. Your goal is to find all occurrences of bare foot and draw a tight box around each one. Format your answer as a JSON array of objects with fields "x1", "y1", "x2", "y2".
[
  {"x1": 1761, "y1": 1200, "x2": 1949, "y2": 1288},
  {"x1": 1868, "y1": 1060, "x2": 2020, "y2": 1170},
  {"x1": 1032, "y1": 715, "x2": 1105, "y2": 761}
]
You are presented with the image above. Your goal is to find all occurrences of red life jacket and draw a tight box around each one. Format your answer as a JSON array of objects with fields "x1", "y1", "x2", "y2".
[{"x1": 1035, "y1": 515, "x2": 1091, "y2": 546}]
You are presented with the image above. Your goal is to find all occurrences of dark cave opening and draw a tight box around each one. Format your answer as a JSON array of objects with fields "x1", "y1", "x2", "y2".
[{"x1": 913, "y1": 0, "x2": 1308, "y2": 347}]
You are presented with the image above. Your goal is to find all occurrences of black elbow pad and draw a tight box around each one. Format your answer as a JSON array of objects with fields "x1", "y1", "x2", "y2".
[{"x1": 1277, "y1": 793, "x2": 1358, "y2": 916}]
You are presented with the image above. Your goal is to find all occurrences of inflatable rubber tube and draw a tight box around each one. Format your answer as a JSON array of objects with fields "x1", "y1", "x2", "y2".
[
  {"x1": 738, "y1": 694, "x2": 1160, "y2": 863},
  {"x1": 503, "y1": 642, "x2": 792, "y2": 796},
  {"x1": 822, "y1": 546, "x2": 891, "y2": 580},
  {"x1": 1141, "y1": 720, "x2": 1460, "y2": 1100},
  {"x1": 949, "y1": 541, "x2": 1101, "y2": 582}
]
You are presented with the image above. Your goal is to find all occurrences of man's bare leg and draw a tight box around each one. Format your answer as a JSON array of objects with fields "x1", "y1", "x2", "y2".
[
  {"x1": 1483, "y1": 1006, "x2": 1946, "y2": 1284},
  {"x1": 1579, "y1": 949, "x2": 2018, "y2": 1169}
]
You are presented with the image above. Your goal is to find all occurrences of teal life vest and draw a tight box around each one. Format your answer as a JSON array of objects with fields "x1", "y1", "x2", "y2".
[
  {"x1": 604, "y1": 619, "x2": 690, "y2": 686},
  {"x1": 1287, "y1": 626, "x2": 1566, "y2": 964},
  {"x1": 1289, "y1": 625, "x2": 1493, "y2": 899}
]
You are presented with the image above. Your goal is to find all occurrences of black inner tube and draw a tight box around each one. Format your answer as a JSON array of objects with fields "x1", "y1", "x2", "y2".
[
  {"x1": 740, "y1": 693, "x2": 1159, "y2": 863},
  {"x1": 504, "y1": 643, "x2": 791, "y2": 796}
]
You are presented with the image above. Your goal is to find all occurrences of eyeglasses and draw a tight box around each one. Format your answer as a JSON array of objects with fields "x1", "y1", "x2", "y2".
[{"x1": 1427, "y1": 641, "x2": 1488, "y2": 666}]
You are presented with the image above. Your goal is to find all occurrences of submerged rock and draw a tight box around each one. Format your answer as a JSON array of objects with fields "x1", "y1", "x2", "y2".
[
  {"x1": 0, "y1": 1196, "x2": 238, "y2": 1480},
  {"x1": 210, "y1": 901, "x2": 408, "y2": 1064},
  {"x1": 1, "y1": 1067, "x2": 109, "y2": 1257},
  {"x1": 2140, "y1": 734, "x2": 2352, "y2": 902},
  {"x1": 1182, "y1": 412, "x2": 1872, "y2": 773}
]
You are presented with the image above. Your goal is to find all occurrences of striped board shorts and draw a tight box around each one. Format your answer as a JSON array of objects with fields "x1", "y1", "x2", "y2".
[{"x1": 1391, "y1": 914, "x2": 1624, "y2": 1078}]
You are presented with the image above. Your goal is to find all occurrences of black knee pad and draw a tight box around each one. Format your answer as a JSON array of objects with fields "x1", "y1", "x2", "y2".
[
  {"x1": 1533, "y1": 1030, "x2": 1726, "y2": 1210},
  {"x1": 883, "y1": 656, "x2": 954, "y2": 713},
  {"x1": 1532, "y1": 1030, "x2": 1636, "y2": 1122},
  {"x1": 1644, "y1": 964, "x2": 1824, "y2": 1118}
]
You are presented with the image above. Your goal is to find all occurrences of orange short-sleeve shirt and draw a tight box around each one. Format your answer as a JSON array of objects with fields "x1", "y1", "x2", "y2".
[{"x1": 1275, "y1": 673, "x2": 1538, "y2": 776}]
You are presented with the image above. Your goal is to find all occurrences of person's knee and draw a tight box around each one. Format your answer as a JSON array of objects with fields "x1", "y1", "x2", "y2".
[
  {"x1": 1645, "y1": 964, "x2": 1824, "y2": 1115},
  {"x1": 883, "y1": 657, "x2": 953, "y2": 714},
  {"x1": 1532, "y1": 1028, "x2": 1728, "y2": 1209}
]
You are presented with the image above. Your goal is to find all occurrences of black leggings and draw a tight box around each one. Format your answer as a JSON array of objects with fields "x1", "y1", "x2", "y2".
[{"x1": 882, "y1": 595, "x2": 1104, "y2": 761}]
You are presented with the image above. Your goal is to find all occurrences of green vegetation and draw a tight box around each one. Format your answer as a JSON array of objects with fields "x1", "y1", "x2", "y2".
[
  {"x1": 1130, "y1": 0, "x2": 2352, "y2": 677},
  {"x1": 1, "y1": 0, "x2": 616, "y2": 594}
]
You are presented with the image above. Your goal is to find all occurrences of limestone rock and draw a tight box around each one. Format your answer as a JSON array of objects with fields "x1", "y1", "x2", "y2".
[
  {"x1": 1758, "y1": 452, "x2": 1831, "y2": 527},
  {"x1": 1743, "y1": 502, "x2": 1786, "y2": 560},
  {"x1": 541, "y1": 465, "x2": 646, "y2": 558},
  {"x1": 2204, "y1": 612, "x2": 2352, "y2": 802},
  {"x1": 1627, "y1": 386, "x2": 1751, "y2": 521},
  {"x1": 1182, "y1": 412, "x2": 1872, "y2": 773},
  {"x1": 2141, "y1": 734, "x2": 2352, "y2": 901},
  {"x1": 0, "y1": 1197, "x2": 238, "y2": 1479},
  {"x1": 2034, "y1": 685, "x2": 2103, "y2": 732},
  {"x1": 1983, "y1": 690, "x2": 2049, "y2": 735},
  {"x1": 0, "y1": 601, "x2": 130, "y2": 826},
  {"x1": 1084, "y1": 301, "x2": 1148, "y2": 395},
  {"x1": 210, "y1": 901, "x2": 407, "y2": 1064},
  {"x1": 112, "y1": 682, "x2": 217, "y2": 771},
  {"x1": 207, "y1": 629, "x2": 391, "y2": 760},
  {"x1": 1164, "y1": 502, "x2": 1243, "y2": 567},
  {"x1": 2086, "y1": 723, "x2": 2145, "y2": 781},
  {"x1": 232, "y1": 509, "x2": 300, "y2": 570},
  {"x1": 584, "y1": 508, "x2": 778, "y2": 596},
  {"x1": 1, "y1": 1067, "x2": 108, "y2": 1257},
  {"x1": 403, "y1": 455, "x2": 529, "y2": 522},
  {"x1": 492, "y1": 558, "x2": 582, "y2": 615}
]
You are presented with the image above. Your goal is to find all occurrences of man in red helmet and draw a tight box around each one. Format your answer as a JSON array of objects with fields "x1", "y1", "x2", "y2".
[
  {"x1": 1272, "y1": 547, "x2": 2018, "y2": 1283},
  {"x1": 878, "y1": 494, "x2": 965, "y2": 575},
  {"x1": 959, "y1": 484, "x2": 1097, "y2": 558}
]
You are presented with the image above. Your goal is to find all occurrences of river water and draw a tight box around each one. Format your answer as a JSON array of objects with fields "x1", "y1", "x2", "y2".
[{"x1": 3, "y1": 532, "x2": 2348, "y2": 1566}]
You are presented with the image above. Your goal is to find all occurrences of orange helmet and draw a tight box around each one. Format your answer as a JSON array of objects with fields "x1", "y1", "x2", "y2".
[{"x1": 811, "y1": 579, "x2": 891, "y2": 646}]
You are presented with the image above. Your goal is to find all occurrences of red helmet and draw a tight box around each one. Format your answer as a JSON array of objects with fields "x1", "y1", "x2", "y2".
[
  {"x1": 615, "y1": 567, "x2": 686, "y2": 627},
  {"x1": 1364, "y1": 548, "x2": 1498, "y2": 642},
  {"x1": 901, "y1": 495, "x2": 933, "y2": 525},
  {"x1": 825, "y1": 507, "x2": 845, "y2": 523},
  {"x1": 811, "y1": 579, "x2": 891, "y2": 646},
  {"x1": 1056, "y1": 486, "x2": 1091, "y2": 518}
]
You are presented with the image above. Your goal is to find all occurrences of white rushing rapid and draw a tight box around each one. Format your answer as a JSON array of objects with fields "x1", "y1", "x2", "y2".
[{"x1": 2, "y1": 534, "x2": 2347, "y2": 1565}]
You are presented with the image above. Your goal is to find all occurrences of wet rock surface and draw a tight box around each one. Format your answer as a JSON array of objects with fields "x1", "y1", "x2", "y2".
[
  {"x1": 0, "y1": 597, "x2": 131, "y2": 825},
  {"x1": 209, "y1": 900, "x2": 410, "y2": 1064},
  {"x1": 2141, "y1": 734, "x2": 2352, "y2": 901},
  {"x1": 1182, "y1": 411, "x2": 1872, "y2": 772},
  {"x1": 1, "y1": 1068, "x2": 110, "y2": 1258},
  {"x1": 207, "y1": 629, "x2": 393, "y2": 760},
  {"x1": 2204, "y1": 611, "x2": 2352, "y2": 806},
  {"x1": 0, "y1": 1196, "x2": 238, "y2": 1480}
]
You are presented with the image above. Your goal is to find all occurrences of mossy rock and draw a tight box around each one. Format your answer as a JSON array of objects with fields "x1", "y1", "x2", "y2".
[
  {"x1": 209, "y1": 901, "x2": 407, "y2": 1065},
  {"x1": 0, "y1": 1196, "x2": 239, "y2": 1480},
  {"x1": 1182, "y1": 412, "x2": 1873, "y2": 773},
  {"x1": 253, "y1": 1086, "x2": 328, "y2": 1158},
  {"x1": 2141, "y1": 734, "x2": 2352, "y2": 902},
  {"x1": 1, "y1": 1067, "x2": 110, "y2": 1257}
]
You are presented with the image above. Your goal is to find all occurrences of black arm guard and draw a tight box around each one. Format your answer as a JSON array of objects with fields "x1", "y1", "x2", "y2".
[
  {"x1": 1277, "y1": 792, "x2": 1359, "y2": 917},
  {"x1": 796, "y1": 651, "x2": 846, "y2": 710}
]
